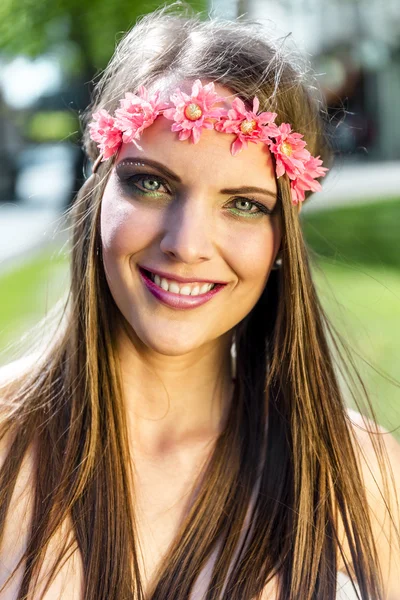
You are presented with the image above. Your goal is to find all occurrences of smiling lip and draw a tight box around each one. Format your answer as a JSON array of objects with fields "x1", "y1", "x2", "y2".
[
  {"x1": 139, "y1": 268, "x2": 226, "y2": 310},
  {"x1": 139, "y1": 265, "x2": 227, "y2": 285}
]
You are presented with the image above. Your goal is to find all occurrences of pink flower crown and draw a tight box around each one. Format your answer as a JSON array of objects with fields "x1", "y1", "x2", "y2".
[{"x1": 89, "y1": 79, "x2": 328, "y2": 205}]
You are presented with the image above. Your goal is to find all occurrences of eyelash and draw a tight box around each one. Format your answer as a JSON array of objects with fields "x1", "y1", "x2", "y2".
[{"x1": 122, "y1": 173, "x2": 272, "y2": 218}]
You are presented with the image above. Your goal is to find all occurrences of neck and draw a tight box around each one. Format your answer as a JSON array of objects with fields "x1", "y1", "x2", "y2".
[{"x1": 116, "y1": 324, "x2": 234, "y2": 458}]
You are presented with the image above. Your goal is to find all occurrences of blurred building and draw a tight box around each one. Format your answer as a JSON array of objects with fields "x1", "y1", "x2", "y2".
[
  {"x1": 0, "y1": 58, "x2": 83, "y2": 206},
  {"x1": 210, "y1": 0, "x2": 400, "y2": 161},
  {"x1": 0, "y1": 89, "x2": 21, "y2": 200}
]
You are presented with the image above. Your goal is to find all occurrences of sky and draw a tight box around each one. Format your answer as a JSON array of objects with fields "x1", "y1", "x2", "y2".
[{"x1": 0, "y1": 56, "x2": 61, "y2": 109}]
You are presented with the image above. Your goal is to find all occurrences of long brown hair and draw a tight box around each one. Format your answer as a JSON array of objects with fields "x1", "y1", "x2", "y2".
[{"x1": 0, "y1": 4, "x2": 395, "y2": 599}]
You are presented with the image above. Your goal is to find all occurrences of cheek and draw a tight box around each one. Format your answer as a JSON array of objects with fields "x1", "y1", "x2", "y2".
[
  {"x1": 223, "y1": 217, "x2": 281, "y2": 286},
  {"x1": 100, "y1": 182, "x2": 158, "y2": 258}
]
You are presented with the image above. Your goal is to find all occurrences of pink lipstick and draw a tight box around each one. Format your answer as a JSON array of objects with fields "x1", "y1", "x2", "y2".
[{"x1": 139, "y1": 268, "x2": 225, "y2": 310}]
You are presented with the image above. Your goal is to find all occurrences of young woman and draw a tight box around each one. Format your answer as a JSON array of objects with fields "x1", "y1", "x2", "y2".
[{"x1": 0, "y1": 6, "x2": 399, "y2": 600}]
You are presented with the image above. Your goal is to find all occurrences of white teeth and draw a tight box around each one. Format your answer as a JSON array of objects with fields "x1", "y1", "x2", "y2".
[
  {"x1": 180, "y1": 285, "x2": 192, "y2": 295},
  {"x1": 200, "y1": 283, "x2": 210, "y2": 294},
  {"x1": 148, "y1": 270, "x2": 216, "y2": 295}
]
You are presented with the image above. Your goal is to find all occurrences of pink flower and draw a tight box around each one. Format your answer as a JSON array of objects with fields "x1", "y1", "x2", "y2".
[
  {"x1": 290, "y1": 156, "x2": 329, "y2": 204},
  {"x1": 215, "y1": 96, "x2": 277, "y2": 155},
  {"x1": 114, "y1": 86, "x2": 169, "y2": 148},
  {"x1": 87, "y1": 85, "x2": 329, "y2": 206},
  {"x1": 89, "y1": 109, "x2": 123, "y2": 160},
  {"x1": 268, "y1": 123, "x2": 311, "y2": 180},
  {"x1": 162, "y1": 79, "x2": 227, "y2": 144}
]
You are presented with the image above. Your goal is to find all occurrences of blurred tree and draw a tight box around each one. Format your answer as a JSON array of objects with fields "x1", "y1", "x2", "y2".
[
  {"x1": 237, "y1": 0, "x2": 251, "y2": 17},
  {"x1": 0, "y1": 0, "x2": 206, "y2": 204},
  {"x1": 0, "y1": 89, "x2": 19, "y2": 201},
  {"x1": 0, "y1": 0, "x2": 206, "y2": 75}
]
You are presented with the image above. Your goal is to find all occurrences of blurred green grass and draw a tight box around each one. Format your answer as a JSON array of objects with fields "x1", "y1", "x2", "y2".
[
  {"x1": 301, "y1": 197, "x2": 400, "y2": 433},
  {"x1": 0, "y1": 245, "x2": 68, "y2": 358},
  {"x1": 302, "y1": 197, "x2": 400, "y2": 270},
  {"x1": 311, "y1": 260, "x2": 399, "y2": 431},
  {"x1": 0, "y1": 198, "x2": 399, "y2": 434}
]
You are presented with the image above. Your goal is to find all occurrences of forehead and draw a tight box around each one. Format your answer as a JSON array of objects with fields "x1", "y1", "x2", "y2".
[{"x1": 116, "y1": 83, "x2": 277, "y2": 194}]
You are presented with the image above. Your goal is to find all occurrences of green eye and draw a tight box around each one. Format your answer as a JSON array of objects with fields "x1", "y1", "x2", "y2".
[
  {"x1": 141, "y1": 177, "x2": 162, "y2": 191},
  {"x1": 230, "y1": 198, "x2": 271, "y2": 218},
  {"x1": 133, "y1": 175, "x2": 168, "y2": 194},
  {"x1": 235, "y1": 199, "x2": 258, "y2": 213}
]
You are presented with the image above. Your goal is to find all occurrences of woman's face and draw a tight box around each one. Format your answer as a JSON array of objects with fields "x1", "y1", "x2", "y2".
[{"x1": 100, "y1": 86, "x2": 282, "y2": 356}]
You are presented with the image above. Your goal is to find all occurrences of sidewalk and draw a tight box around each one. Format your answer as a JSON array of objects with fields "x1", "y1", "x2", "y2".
[
  {"x1": 0, "y1": 203, "x2": 65, "y2": 274},
  {"x1": 302, "y1": 160, "x2": 399, "y2": 213},
  {"x1": 0, "y1": 161, "x2": 399, "y2": 271}
]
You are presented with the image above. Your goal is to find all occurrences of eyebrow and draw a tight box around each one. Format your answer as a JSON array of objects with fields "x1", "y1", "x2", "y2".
[
  {"x1": 220, "y1": 186, "x2": 276, "y2": 201},
  {"x1": 117, "y1": 157, "x2": 182, "y2": 183},
  {"x1": 117, "y1": 157, "x2": 277, "y2": 201}
]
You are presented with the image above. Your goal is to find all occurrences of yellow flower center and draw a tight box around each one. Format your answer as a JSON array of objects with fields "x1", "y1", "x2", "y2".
[
  {"x1": 184, "y1": 103, "x2": 203, "y2": 121},
  {"x1": 240, "y1": 119, "x2": 257, "y2": 134},
  {"x1": 281, "y1": 141, "x2": 293, "y2": 157}
]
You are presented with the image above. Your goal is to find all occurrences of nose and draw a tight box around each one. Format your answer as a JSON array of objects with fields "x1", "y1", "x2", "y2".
[{"x1": 160, "y1": 196, "x2": 215, "y2": 264}]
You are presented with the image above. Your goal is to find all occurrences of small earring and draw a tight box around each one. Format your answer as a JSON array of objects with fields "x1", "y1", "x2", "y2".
[
  {"x1": 271, "y1": 255, "x2": 282, "y2": 270},
  {"x1": 230, "y1": 332, "x2": 237, "y2": 381}
]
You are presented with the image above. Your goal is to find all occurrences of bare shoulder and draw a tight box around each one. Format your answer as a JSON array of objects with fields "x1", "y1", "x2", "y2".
[
  {"x1": 0, "y1": 405, "x2": 36, "y2": 598},
  {"x1": 0, "y1": 355, "x2": 41, "y2": 427},
  {"x1": 347, "y1": 407, "x2": 400, "y2": 448},
  {"x1": 0, "y1": 357, "x2": 84, "y2": 599},
  {"x1": 0, "y1": 354, "x2": 39, "y2": 388},
  {"x1": 346, "y1": 408, "x2": 400, "y2": 495},
  {"x1": 0, "y1": 435, "x2": 83, "y2": 599},
  {"x1": 346, "y1": 408, "x2": 400, "y2": 599},
  {"x1": 0, "y1": 355, "x2": 36, "y2": 469}
]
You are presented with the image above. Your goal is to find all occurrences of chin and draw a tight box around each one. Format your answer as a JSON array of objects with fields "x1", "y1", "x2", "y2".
[{"x1": 123, "y1": 315, "x2": 208, "y2": 357}]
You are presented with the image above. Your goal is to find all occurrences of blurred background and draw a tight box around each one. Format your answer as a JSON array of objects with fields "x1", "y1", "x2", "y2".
[{"x1": 0, "y1": 0, "x2": 399, "y2": 431}]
